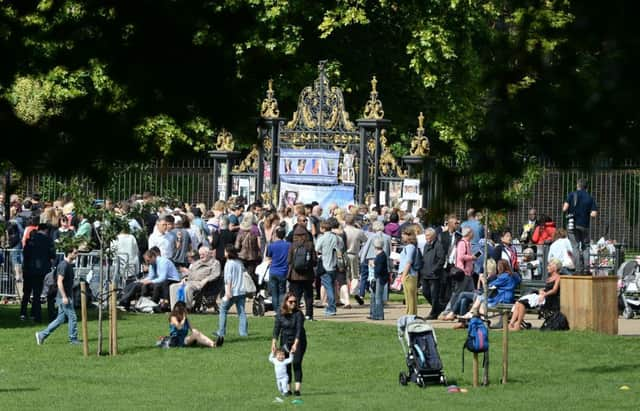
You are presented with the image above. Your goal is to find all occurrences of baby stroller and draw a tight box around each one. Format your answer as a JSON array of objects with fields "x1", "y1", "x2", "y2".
[
  {"x1": 397, "y1": 315, "x2": 447, "y2": 387},
  {"x1": 618, "y1": 260, "x2": 640, "y2": 319},
  {"x1": 252, "y1": 262, "x2": 273, "y2": 316}
]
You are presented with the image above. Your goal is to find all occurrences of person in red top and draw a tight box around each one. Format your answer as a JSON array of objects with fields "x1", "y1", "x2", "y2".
[{"x1": 531, "y1": 215, "x2": 556, "y2": 245}]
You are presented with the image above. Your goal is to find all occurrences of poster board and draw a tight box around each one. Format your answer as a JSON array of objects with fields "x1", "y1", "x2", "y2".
[
  {"x1": 279, "y1": 149, "x2": 340, "y2": 184},
  {"x1": 279, "y1": 182, "x2": 354, "y2": 211}
]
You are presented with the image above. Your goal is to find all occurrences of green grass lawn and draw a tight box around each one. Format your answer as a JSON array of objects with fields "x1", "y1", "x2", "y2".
[{"x1": 1, "y1": 305, "x2": 639, "y2": 410}]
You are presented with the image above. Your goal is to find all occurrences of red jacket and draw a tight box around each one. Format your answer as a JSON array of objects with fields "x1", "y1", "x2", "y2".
[{"x1": 532, "y1": 222, "x2": 556, "y2": 245}]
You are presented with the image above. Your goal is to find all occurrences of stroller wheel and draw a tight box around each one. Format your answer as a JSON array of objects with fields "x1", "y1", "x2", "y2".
[
  {"x1": 440, "y1": 375, "x2": 447, "y2": 385},
  {"x1": 416, "y1": 376, "x2": 425, "y2": 388},
  {"x1": 252, "y1": 298, "x2": 265, "y2": 317},
  {"x1": 399, "y1": 372, "x2": 408, "y2": 386},
  {"x1": 623, "y1": 307, "x2": 634, "y2": 320}
]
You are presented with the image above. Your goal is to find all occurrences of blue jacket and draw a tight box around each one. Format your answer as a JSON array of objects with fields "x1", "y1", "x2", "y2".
[{"x1": 487, "y1": 272, "x2": 521, "y2": 306}]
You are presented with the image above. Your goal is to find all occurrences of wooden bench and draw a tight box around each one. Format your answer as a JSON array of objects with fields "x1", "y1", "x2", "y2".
[{"x1": 488, "y1": 279, "x2": 547, "y2": 324}]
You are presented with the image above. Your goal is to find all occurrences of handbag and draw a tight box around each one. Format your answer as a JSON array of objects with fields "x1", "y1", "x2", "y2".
[
  {"x1": 448, "y1": 266, "x2": 466, "y2": 282},
  {"x1": 242, "y1": 271, "x2": 257, "y2": 294},
  {"x1": 349, "y1": 278, "x2": 360, "y2": 295},
  {"x1": 176, "y1": 284, "x2": 186, "y2": 302},
  {"x1": 390, "y1": 274, "x2": 403, "y2": 292}
]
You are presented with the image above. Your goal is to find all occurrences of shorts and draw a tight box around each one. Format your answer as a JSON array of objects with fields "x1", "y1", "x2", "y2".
[
  {"x1": 517, "y1": 293, "x2": 542, "y2": 309},
  {"x1": 10, "y1": 250, "x2": 23, "y2": 265}
]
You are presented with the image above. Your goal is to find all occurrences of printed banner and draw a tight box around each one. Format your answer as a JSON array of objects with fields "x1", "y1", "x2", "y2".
[
  {"x1": 279, "y1": 182, "x2": 355, "y2": 212},
  {"x1": 279, "y1": 149, "x2": 340, "y2": 184}
]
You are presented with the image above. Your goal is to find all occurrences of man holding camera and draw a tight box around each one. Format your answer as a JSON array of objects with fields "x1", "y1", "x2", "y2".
[{"x1": 563, "y1": 179, "x2": 598, "y2": 273}]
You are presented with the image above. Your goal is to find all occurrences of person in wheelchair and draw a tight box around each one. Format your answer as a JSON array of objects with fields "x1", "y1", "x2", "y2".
[{"x1": 169, "y1": 246, "x2": 221, "y2": 310}]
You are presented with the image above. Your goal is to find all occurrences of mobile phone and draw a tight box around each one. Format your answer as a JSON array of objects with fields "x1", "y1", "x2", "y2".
[{"x1": 474, "y1": 250, "x2": 483, "y2": 258}]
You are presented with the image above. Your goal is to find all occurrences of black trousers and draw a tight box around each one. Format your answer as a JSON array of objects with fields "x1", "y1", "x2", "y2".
[
  {"x1": 119, "y1": 282, "x2": 142, "y2": 308},
  {"x1": 47, "y1": 288, "x2": 58, "y2": 322},
  {"x1": 21, "y1": 274, "x2": 45, "y2": 321},
  {"x1": 290, "y1": 280, "x2": 314, "y2": 320},
  {"x1": 421, "y1": 277, "x2": 441, "y2": 317},
  {"x1": 283, "y1": 340, "x2": 307, "y2": 384},
  {"x1": 141, "y1": 280, "x2": 178, "y2": 303},
  {"x1": 439, "y1": 268, "x2": 453, "y2": 307}
]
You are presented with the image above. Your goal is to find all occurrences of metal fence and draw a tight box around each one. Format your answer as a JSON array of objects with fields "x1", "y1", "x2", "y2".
[
  {"x1": 449, "y1": 160, "x2": 640, "y2": 250},
  {"x1": 17, "y1": 158, "x2": 217, "y2": 206},
  {"x1": 1, "y1": 249, "x2": 133, "y2": 300},
  {"x1": 7, "y1": 159, "x2": 640, "y2": 249}
]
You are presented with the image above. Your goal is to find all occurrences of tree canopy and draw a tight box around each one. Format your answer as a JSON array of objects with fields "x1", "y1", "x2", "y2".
[{"x1": 1, "y1": 1, "x2": 638, "y2": 206}]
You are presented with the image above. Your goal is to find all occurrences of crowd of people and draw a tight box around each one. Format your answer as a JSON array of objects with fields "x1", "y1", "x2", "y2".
[
  {"x1": 1, "y1": 179, "x2": 602, "y2": 325},
  {"x1": 1, "y1": 179, "x2": 604, "y2": 398}
]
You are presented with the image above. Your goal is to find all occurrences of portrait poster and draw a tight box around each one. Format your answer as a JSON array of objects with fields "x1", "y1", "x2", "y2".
[
  {"x1": 402, "y1": 179, "x2": 420, "y2": 200},
  {"x1": 279, "y1": 149, "x2": 340, "y2": 184},
  {"x1": 279, "y1": 182, "x2": 354, "y2": 213},
  {"x1": 388, "y1": 181, "x2": 402, "y2": 205},
  {"x1": 341, "y1": 153, "x2": 355, "y2": 184}
]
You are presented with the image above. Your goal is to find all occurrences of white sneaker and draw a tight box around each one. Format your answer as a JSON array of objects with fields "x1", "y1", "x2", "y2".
[
  {"x1": 35, "y1": 332, "x2": 44, "y2": 345},
  {"x1": 273, "y1": 397, "x2": 284, "y2": 403}
]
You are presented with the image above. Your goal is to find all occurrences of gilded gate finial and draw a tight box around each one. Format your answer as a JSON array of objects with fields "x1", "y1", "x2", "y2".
[
  {"x1": 260, "y1": 79, "x2": 280, "y2": 119},
  {"x1": 215, "y1": 129, "x2": 235, "y2": 152},
  {"x1": 363, "y1": 75, "x2": 384, "y2": 120},
  {"x1": 409, "y1": 112, "x2": 430, "y2": 156}
]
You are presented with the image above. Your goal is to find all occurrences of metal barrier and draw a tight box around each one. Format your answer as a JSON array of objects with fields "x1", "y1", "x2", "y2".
[{"x1": 0, "y1": 248, "x2": 132, "y2": 300}]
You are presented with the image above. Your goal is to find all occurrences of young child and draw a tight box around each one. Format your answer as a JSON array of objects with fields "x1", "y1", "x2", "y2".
[
  {"x1": 168, "y1": 301, "x2": 216, "y2": 347},
  {"x1": 268, "y1": 348, "x2": 294, "y2": 399}
]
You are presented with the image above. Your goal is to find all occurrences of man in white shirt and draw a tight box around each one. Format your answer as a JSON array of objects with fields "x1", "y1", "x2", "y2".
[{"x1": 148, "y1": 217, "x2": 174, "y2": 258}]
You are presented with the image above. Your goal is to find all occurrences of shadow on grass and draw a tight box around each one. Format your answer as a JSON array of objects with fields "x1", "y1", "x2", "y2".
[
  {"x1": 0, "y1": 388, "x2": 39, "y2": 393},
  {"x1": 0, "y1": 305, "x2": 136, "y2": 330},
  {"x1": 576, "y1": 364, "x2": 640, "y2": 373}
]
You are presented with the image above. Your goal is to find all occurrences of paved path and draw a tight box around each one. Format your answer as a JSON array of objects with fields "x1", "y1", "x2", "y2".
[{"x1": 257, "y1": 301, "x2": 640, "y2": 336}]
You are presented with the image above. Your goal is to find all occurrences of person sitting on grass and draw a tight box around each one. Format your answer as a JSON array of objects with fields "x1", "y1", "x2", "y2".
[
  {"x1": 509, "y1": 259, "x2": 562, "y2": 331},
  {"x1": 168, "y1": 301, "x2": 216, "y2": 348},
  {"x1": 269, "y1": 348, "x2": 294, "y2": 401}
]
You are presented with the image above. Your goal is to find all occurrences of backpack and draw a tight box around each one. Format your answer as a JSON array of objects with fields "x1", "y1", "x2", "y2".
[
  {"x1": 239, "y1": 231, "x2": 260, "y2": 261},
  {"x1": 293, "y1": 244, "x2": 313, "y2": 272},
  {"x1": 540, "y1": 311, "x2": 570, "y2": 331},
  {"x1": 335, "y1": 248, "x2": 348, "y2": 273},
  {"x1": 411, "y1": 245, "x2": 423, "y2": 272},
  {"x1": 462, "y1": 316, "x2": 489, "y2": 372},
  {"x1": 331, "y1": 233, "x2": 348, "y2": 273}
]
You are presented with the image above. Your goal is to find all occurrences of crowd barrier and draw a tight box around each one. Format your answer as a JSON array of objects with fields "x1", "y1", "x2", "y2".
[{"x1": 0, "y1": 248, "x2": 136, "y2": 300}]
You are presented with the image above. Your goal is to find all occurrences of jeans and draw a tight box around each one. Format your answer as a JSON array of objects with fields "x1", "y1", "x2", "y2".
[
  {"x1": 370, "y1": 278, "x2": 386, "y2": 320},
  {"x1": 290, "y1": 280, "x2": 314, "y2": 319},
  {"x1": 569, "y1": 226, "x2": 590, "y2": 273},
  {"x1": 452, "y1": 291, "x2": 475, "y2": 315},
  {"x1": 269, "y1": 275, "x2": 287, "y2": 317},
  {"x1": 358, "y1": 262, "x2": 370, "y2": 297},
  {"x1": 421, "y1": 277, "x2": 441, "y2": 317},
  {"x1": 217, "y1": 295, "x2": 248, "y2": 337},
  {"x1": 320, "y1": 271, "x2": 337, "y2": 314},
  {"x1": 40, "y1": 299, "x2": 78, "y2": 342}
]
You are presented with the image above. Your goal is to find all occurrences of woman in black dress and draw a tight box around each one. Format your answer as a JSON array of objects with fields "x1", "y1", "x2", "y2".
[{"x1": 271, "y1": 291, "x2": 307, "y2": 396}]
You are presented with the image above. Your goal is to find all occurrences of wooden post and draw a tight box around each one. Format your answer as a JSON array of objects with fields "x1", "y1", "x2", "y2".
[
  {"x1": 109, "y1": 282, "x2": 118, "y2": 356},
  {"x1": 112, "y1": 282, "x2": 118, "y2": 356},
  {"x1": 80, "y1": 281, "x2": 89, "y2": 357},
  {"x1": 501, "y1": 310, "x2": 509, "y2": 384},
  {"x1": 473, "y1": 353, "x2": 479, "y2": 387},
  {"x1": 108, "y1": 282, "x2": 113, "y2": 355}
]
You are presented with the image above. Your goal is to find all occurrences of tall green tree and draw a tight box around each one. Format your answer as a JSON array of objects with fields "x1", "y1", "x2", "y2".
[{"x1": 1, "y1": 1, "x2": 638, "y2": 207}]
